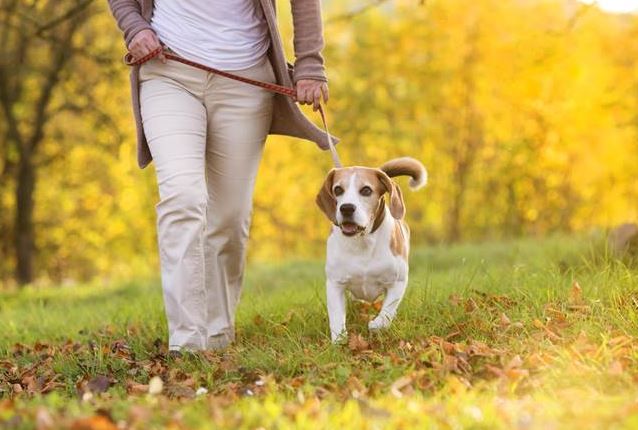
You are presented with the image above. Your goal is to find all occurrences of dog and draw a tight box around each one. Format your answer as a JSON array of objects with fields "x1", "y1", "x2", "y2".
[{"x1": 316, "y1": 157, "x2": 427, "y2": 342}]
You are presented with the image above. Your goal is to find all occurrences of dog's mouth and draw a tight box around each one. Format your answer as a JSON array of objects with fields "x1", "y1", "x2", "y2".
[{"x1": 340, "y1": 222, "x2": 365, "y2": 237}]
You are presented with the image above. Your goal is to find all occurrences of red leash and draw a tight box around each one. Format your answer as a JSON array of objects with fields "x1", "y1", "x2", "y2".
[{"x1": 125, "y1": 47, "x2": 341, "y2": 168}]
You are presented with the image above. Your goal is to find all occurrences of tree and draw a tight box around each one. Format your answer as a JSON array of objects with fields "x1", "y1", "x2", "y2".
[{"x1": 0, "y1": 0, "x2": 95, "y2": 285}]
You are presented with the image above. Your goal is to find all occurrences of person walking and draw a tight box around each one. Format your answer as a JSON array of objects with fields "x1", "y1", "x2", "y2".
[{"x1": 107, "y1": 0, "x2": 335, "y2": 353}]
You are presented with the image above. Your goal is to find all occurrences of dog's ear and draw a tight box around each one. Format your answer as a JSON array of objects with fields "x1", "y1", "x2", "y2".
[
  {"x1": 316, "y1": 169, "x2": 338, "y2": 224},
  {"x1": 376, "y1": 170, "x2": 405, "y2": 220}
]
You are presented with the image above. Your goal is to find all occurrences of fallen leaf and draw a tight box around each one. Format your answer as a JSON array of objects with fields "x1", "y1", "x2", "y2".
[
  {"x1": 165, "y1": 383, "x2": 196, "y2": 399},
  {"x1": 357, "y1": 398, "x2": 391, "y2": 418},
  {"x1": 127, "y1": 405, "x2": 151, "y2": 424},
  {"x1": 464, "y1": 298, "x2": 478, "y2": 312},
  {"x1": 499, "y1": 313, "x2": 511, "y2": 327},
  {"x1": 570, "y1": 281, "x2": 583, "y2": 304},
  {"x1": 86, "y1": 375, "x2": 110, "y2": 394},
  {"x1": 148, "y1": 376, "x2": 163, "y2": 395},
  {"x1": 35, "y1": 407, "x2": 54, "y2": 430},
  {"x1": 69, "y1": 415, "x2": 117, "y2": 430},
  {"x1": 449, "y1": 294, "x2": 461, "y2": 306},
  {"x1": 390, "y1": 375, "x2": 413, "y2": 398},
  {"x1": 506, "y1": 355, "x2": 523, "y2": 370},
  {"x1": 348, "y1": 334, "x2": 369, "y2": 352},
  {"x1": 608, "y1": 360, "x2": 624, "y2": 375},
  {"x1": 126, "y1": 381, "x2": 149, "y2": 395},
  {"x1": 504, "y1": 368, "x2": 529, "y2": 380}
]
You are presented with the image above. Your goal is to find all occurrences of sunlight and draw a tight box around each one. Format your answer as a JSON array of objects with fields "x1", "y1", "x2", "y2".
[{"x1": 582, "y1": 0, "x2": 638, "y2": 13}]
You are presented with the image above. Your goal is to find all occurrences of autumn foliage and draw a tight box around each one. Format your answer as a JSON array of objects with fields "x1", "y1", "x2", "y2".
[{"x1": 0, "y1": 1, "x2": 637, "y2": 285}]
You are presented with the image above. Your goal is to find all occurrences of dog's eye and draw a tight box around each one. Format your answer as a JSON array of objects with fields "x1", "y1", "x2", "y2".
[
  {"x1": 333, "y1": 186, "x2": 344, "y2": 196},
  {"x1": 360, "y1": 186, "x2": 373, "y2": 196}
]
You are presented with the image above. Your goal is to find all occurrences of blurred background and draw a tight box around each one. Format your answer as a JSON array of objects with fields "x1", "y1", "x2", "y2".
[{"x1": 0, "y1": 0, "x2": 637, "y2": 288}]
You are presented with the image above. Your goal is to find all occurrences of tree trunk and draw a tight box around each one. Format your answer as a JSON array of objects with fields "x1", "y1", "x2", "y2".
[
  {"x1": 447, "y1": 168, "x2": 466, "y2": 242},
  {"x1": 445, "y1": 23, "x2": 482, "y2": 243},
  {"x1": 14, "y1": 155, "x2": 35, "y2": 285}
]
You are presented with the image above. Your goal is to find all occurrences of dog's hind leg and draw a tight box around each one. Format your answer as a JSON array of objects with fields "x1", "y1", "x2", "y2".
[
  {"x1": 368, "y1": 279, "x2": 408, "y2": 331},
  {"x1": 327, "y1": 280, "x2": 347, "y2": 343}
]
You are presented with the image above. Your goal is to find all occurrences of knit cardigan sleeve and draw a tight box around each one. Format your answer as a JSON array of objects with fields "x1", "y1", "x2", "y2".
[
  {"x1": 290, "y1": 0, "x2": 328, "y2": 83},
  {"x1": 107, "y1": 0, "x2": 328, "y2": 83},
  {"x1": 107, "y1": 0, "x2": 153, "y2": 47}
]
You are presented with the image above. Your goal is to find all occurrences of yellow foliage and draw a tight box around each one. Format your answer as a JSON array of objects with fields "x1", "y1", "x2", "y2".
[{"x1": 2, "y1": 0, "x2": 638, "y2": 282}]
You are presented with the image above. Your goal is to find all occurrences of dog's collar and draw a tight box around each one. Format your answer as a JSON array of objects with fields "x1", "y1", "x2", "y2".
[{"x1": 370, "y1": 197, "x2": 386, "y2": 234}]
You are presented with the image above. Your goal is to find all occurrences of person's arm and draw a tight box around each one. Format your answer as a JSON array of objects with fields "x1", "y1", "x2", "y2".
[
  {"x1": 290, "y1": 0, "x2": 329, "y2": 110},
  {"x1": 107, "y1": 0, "x2": 152, "y2": 47},
  {"x1": 107, "y1": 0, "x2": 166, "y2": 62}
]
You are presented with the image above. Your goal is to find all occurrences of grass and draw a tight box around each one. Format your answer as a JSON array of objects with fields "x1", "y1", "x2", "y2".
[{"x1": 2, "y1": 234, "x2": 638, "y2": 429}]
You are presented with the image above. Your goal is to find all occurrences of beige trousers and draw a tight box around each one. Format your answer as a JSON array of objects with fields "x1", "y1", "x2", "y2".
[{"x1": 139, "y1": 55, "x2": 275, "y2": 351}]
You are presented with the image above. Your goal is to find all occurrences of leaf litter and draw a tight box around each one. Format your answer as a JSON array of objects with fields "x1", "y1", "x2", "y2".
[{"x1": 3, "y1": 282, "x2": 638, "y2": 427}]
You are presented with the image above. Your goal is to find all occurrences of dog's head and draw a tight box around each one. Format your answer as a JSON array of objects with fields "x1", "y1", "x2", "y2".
[{"x1": 316, "y1": 167, "x2": 405, "y2": 237}]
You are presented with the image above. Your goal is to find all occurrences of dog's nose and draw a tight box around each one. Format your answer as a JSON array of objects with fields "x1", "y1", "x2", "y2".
[{"x1": 339, "y1": 204, "x2": 356, "y2": 216}]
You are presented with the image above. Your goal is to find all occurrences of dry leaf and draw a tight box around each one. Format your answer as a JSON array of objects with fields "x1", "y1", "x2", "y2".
[
  {"x1": 570, "y1": 281, "x2": 583, "y2": 304},
  {"x1": 148, "y1": 376, "x2": 163, "y2": 395},
  {"x1": 127, "y1": 381, "x2": 149, "y2": 395},
  {"x1": 499, "y1": 313, "x2": 511, "y2": 326},
  {"x1": 86, "y1": 375, "x2": 110, "y2": 394},
  {"x1": 464, "y1": 298, "x2": 478, "y2": 312},
  {"x1": 506, "y1": 355, "x2": 523, "y2": 370},
  {"x1": 608, "y1": 360, "x2": 624, "y2": 375},
  {"x1": 348, "y1": 334, "x2": 369, "y2": 352},
  {"x1": 357, "y1": 398, "x2": 391, "y2": 418},
  {"x1": 449, "y1": 294, "x2": 461, "y2": 306},
  {"x1": 35, "y1": 407, "x2": 54, "y2": 430},
  {"x1": 69, "y1": 415, "x2": 118, "y2": 430},
  {"x1": 253, "y1": 314, "x2": 264, "y2": 326},
  {"x1": 390, "y1": 375, "x2": 413, "y2": 398},
  {"x1": 165, "y1": 383, "x2": 196, "y2": 399},
  {"x1": 504, "y1": 368, "x2": 529, "y2": 380},
  {"x1": 128, "y1": 405, "x2": 151, "y2": 424}
]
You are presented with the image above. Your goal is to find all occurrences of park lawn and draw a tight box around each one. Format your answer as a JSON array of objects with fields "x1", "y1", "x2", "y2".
[{"x1": 2, "y1": 234, "x2": 638, "y2": 429}]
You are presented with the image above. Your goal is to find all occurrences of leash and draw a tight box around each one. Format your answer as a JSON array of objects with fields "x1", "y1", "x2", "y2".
[{"x1": 125, "y1": 47, "x2": 342, "y2": 168}]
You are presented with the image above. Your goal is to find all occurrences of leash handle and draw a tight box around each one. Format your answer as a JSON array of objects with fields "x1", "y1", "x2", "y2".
[{"x1": 125, "y1": 47, "x2": 342, "y2": 167}]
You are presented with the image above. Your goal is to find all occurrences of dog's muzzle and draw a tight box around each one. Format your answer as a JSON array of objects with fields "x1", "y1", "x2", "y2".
[
  {"x1": 338, "y1": 204, "x2": 365, "y2": 236},
  {"x1": 339, "y1": 221, "x2": 365, "y2": 236}
]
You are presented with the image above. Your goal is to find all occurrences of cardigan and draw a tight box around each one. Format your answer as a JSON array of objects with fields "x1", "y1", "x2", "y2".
[{"x1": 107, "y1": 0, "x2": 339, "y2": 169}]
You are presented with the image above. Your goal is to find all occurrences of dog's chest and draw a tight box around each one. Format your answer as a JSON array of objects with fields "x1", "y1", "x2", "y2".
[
  {"x1": 346, "y1": 276, "x2": 392, "y2": 302},
  {"x1": 327, "y1": 236, "x2": 407, "y2": 302}
]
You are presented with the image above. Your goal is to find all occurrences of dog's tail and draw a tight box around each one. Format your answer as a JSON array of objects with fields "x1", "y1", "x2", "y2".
[{"x1": 380, "y1": 157, "x2": 427, "y2": 190}]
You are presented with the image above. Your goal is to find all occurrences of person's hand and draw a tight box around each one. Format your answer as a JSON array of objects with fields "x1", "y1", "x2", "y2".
[
  {"x1": 295, "y1": 79, "x2": 329, "y2": 111},
  {"x1": 128, "y1": 29, "x2": 166, "y2": 63}
]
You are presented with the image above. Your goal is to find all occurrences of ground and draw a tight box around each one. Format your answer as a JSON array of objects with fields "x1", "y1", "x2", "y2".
[{"x1": 2, "y1": 234, "x2": 638, "y2": 429}]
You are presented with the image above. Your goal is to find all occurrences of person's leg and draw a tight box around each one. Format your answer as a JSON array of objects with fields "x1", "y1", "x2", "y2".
[
  {"x1": 139, "y1": 59, "x2": 209, "y2": 351},
  {"x1": 202, "y1": 56, "x2": 276, "y2": 349}
]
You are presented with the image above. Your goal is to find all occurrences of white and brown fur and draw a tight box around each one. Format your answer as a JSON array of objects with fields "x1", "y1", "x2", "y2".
[{"x1": 316, "y1": 157, "x2": 427, "y2": 342}]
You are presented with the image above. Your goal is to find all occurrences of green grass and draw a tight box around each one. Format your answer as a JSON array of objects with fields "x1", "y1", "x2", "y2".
[{"x1": 2, "y1": 234, "x2": 638, "y2": 429}]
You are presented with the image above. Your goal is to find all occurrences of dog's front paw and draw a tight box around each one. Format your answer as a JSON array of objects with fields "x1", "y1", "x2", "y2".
[{"x1": 368, "y1": 315, "x2": 392, "y2": 331}]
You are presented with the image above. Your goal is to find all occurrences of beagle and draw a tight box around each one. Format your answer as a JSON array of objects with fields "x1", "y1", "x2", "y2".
[{"x1": 316, "y1": 157, "x2": 427, "y2": 342}]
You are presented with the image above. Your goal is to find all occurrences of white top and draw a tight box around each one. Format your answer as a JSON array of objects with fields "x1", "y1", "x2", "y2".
[{"x1": 151, "y1": 0, "x2": 271, "y2": 71}]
